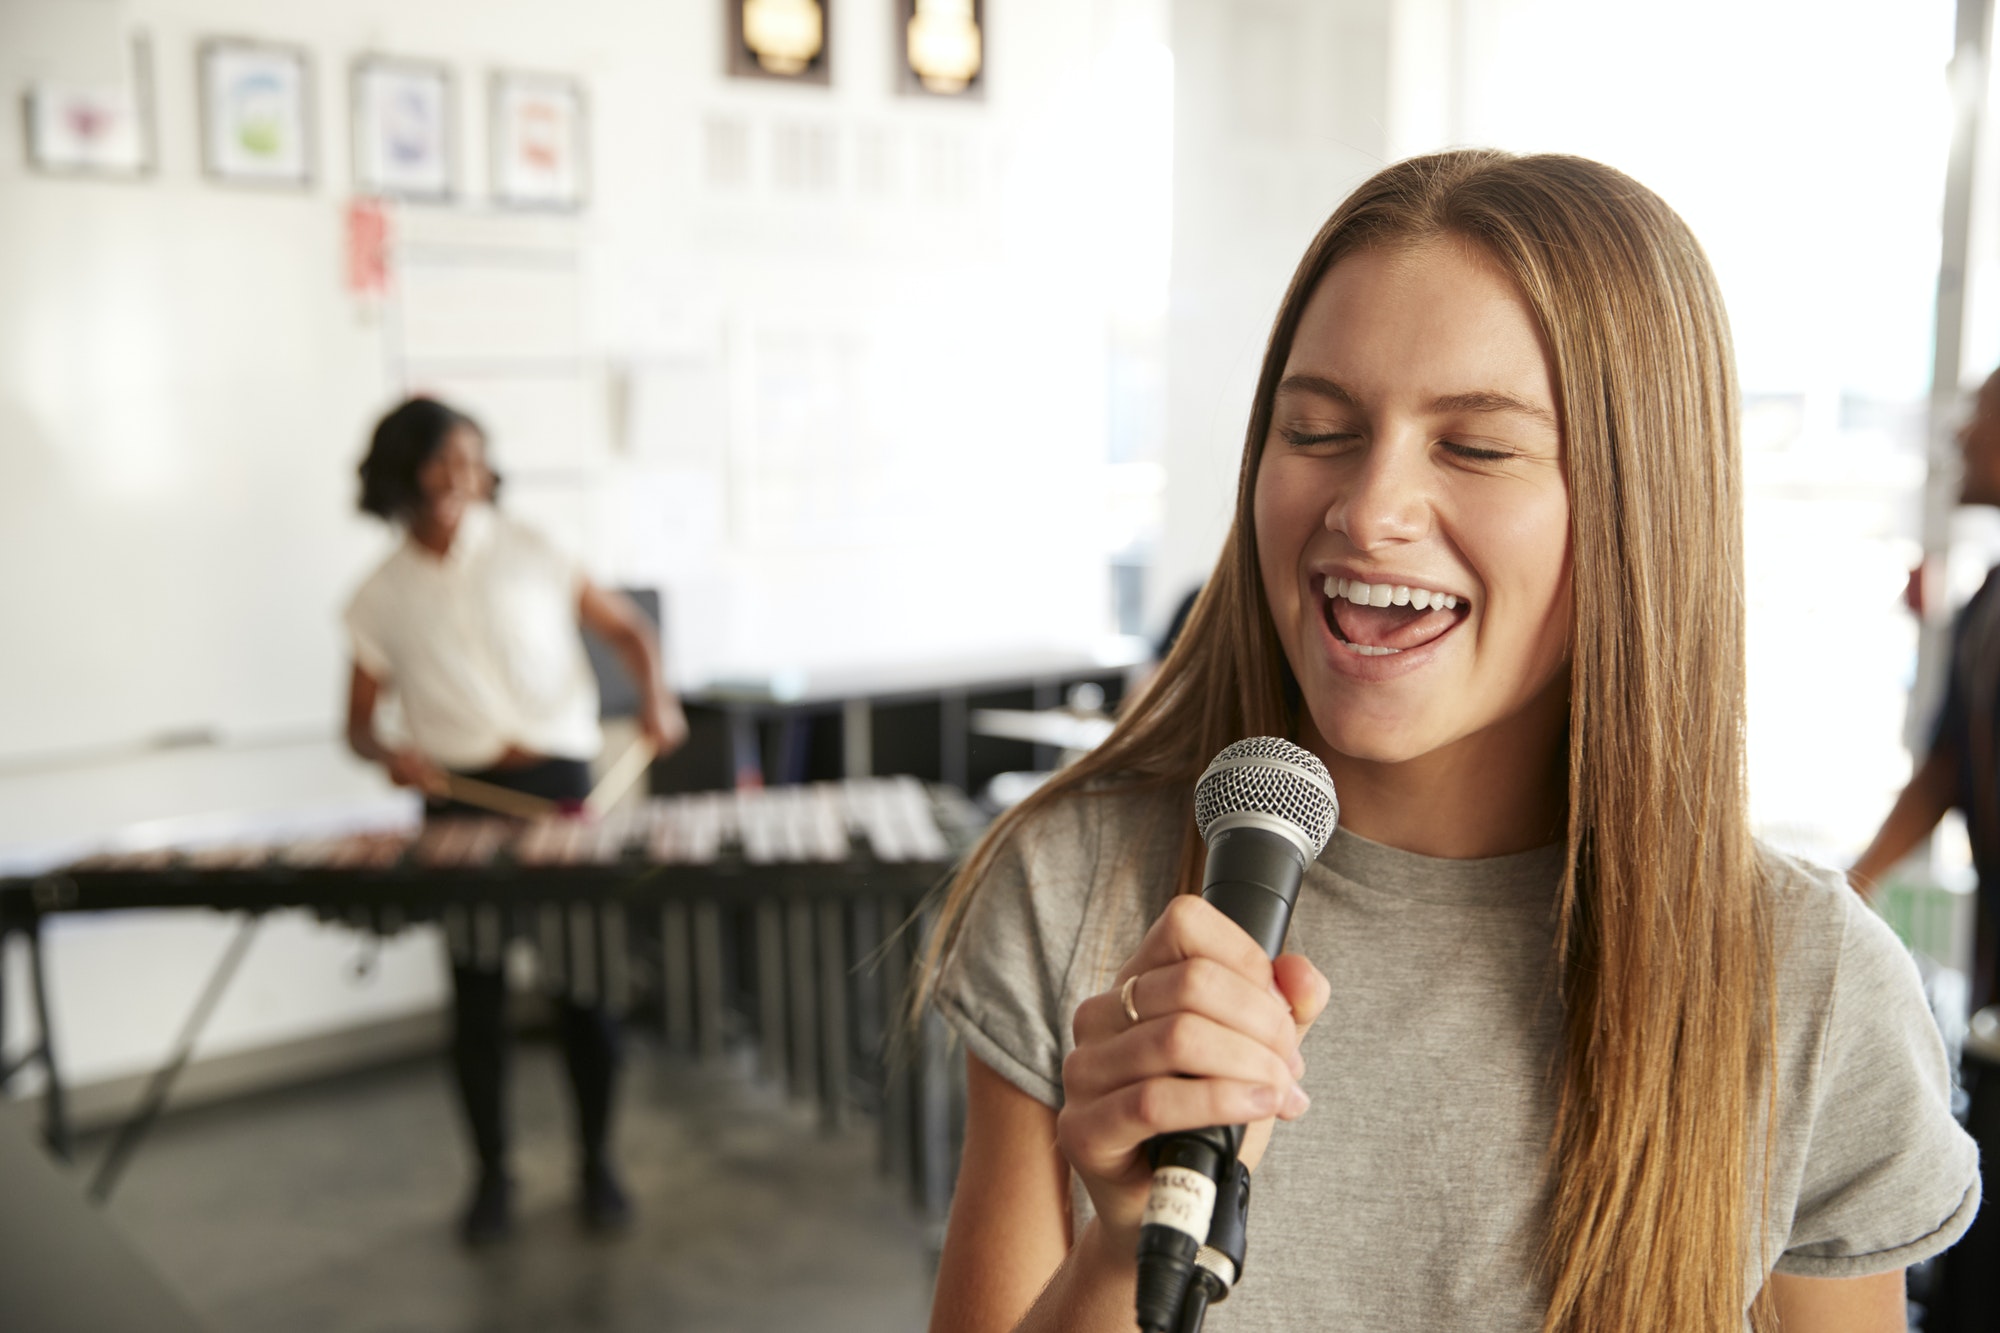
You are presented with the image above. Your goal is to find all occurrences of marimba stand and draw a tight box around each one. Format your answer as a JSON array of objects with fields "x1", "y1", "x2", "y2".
[
  {"x1": 0, "y1": 779, "x2": 975, "y2": 1230},
  {"x1": 0, "y1": 914, "x2": 73, "y2": 1162}
]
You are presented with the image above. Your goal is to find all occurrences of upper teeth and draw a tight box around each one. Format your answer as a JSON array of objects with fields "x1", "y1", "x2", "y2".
[{"x1": 1323, "y1": 577, "x2": 1460, "y2": 611}]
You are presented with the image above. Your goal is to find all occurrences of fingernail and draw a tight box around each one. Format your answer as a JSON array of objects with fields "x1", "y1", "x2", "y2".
[{"x1": 1284, "y1": 1082, "x2": 1311, "y2": 1117}]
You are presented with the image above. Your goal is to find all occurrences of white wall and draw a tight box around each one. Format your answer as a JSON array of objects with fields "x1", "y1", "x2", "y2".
[
  {"x1": 1155, "y1": 0, "x2": 1396, "y2": 624},
  {"x1": 0, "y1": 0, "x2": 1166, "y2": 770},
  {"x1": 0, "y1": 0, "x2": 1173, "y2": 1089}
]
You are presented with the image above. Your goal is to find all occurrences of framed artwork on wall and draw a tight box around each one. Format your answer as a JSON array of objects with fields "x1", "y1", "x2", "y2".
[
  {"x1": 199, "y1": 38, "x2": 313, "y2": 187},
  {"x1": 900, "y1": 0, "x2": 983, "y2": 98},
  {"x1": 490, "y1": 72, "x2": 586, "y2": 210},
  {"x1": 728, "y1": 0, "x2": 831, "y2": 85},
  {"x1": 22, "y1": 36, "x2": 156, "y2": 178},
  {"x1": 352, "y1": 56, "x2": 453, "y2": 202}
]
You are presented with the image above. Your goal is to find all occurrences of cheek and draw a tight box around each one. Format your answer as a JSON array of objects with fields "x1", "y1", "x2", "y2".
[
  {"x1": 1251, "y1": 457, "x2": 1313, "y2": 614},
  {"x1": 1501, "y1": 499, "x2": 1573, "y2": 664},
  {"x1": 1476, "y1": 486, "x2": 1567, "y2": 589},
  {"x1": 1461, "y1": 485, "x2": 1571, "y2": 648}
]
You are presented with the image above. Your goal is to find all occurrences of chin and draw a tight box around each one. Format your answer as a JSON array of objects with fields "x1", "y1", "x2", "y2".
[{"x1": 1308, "y1": 710, "x2": 1444, "y2": 767}]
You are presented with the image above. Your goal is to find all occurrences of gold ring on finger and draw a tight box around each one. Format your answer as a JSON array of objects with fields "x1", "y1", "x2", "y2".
[{"x1": 1120, "y1": 974, "x2": 1142, "y2": 1027}]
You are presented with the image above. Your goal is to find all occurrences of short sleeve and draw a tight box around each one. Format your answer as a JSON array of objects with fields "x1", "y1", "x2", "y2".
[
  {"x1": 344, "y1": 594, "x2": 393, "y2": 682},
  {"x1": 934, "y1": 835, "x2": 1067, "y2": 1108},
  {"x1": 1774, "y1": 899, "x2": 1982, "y2": 1277},
  {"x1": 933, "y1": 790, "x2": 1175, "y2": 1113}
]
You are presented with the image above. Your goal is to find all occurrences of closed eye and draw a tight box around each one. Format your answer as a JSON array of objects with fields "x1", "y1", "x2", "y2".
[
  {"x1": 1441, "y1": 441, "x2": 1515, "y2": 462},
  {"x1": 1283, "y1": 430, "x2": 1360, "y2": 447}
]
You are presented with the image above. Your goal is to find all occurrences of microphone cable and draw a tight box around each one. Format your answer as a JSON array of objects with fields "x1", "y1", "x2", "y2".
[
  {"x1": 1135, "y1": 1127, "x2": 1239, "y2": 1330},
  {"x1": 1172, "y1": 1158, "x2": 1250, "y2": 1333}
]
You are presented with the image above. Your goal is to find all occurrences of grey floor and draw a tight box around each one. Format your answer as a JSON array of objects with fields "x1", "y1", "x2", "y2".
[{"x1": 78, "y1": 1042, "x2": 936, "y2": 1333}]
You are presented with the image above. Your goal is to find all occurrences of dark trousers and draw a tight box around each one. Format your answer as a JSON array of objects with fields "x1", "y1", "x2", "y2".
[
  {"x1": 448, "y1": 963, "x2": 618, "y2": 1175},
  {"x1": 431, "y1": 757, "x2": 621, "y2": 1177},
  {"x1": 1930, "y1": 1051, "x2": 1998, "y2": 1331},
  {"x1": 1930, "y1": 884, "x2": 1999, "y2": 1329}
]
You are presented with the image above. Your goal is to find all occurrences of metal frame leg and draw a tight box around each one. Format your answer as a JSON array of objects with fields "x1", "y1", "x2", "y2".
[
  {"x1": 25, "y1": 919, "x2": 72, "y2": 1161},
  {"x1": 693, "y1": 902, "x2": 726, "y2": 1060},
  {"x1": 88, "y1": 914, "x2": 261, "y2": 1203},
  {"x1": 849, "y1": 897, "x2": 885, "y2": 1116},
  {"x1": 660, "y1": 903, "x2": 693, "y2": 1052},
  {"x1": 756, "y1": 901, "x2": 787, "y2": 1084},
  {"x1": 786, "y1": 900, "x2": 817, "y2": 1102},
  {"x1": 877, "y1": 896, "x2": 913, "y2": 1186},
  {"x1": 816, "y1": 900, "x2": 850, "y2": 1131}
]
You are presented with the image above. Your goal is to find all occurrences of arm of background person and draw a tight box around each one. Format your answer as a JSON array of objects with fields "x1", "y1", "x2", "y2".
[
  {"x1": 343, "y1": 661, "x2": 446, "y2": 794},
  {"x1": 1848, "y1": 744, "x2": 1958, "y2": 897},
  {"x1": 928, "y1": 1054, "x2": 1134, "y2": 1333},
  {"x1": 1766, "y1": 1270, "x2": 1905, "y2": 1332},
  {"x1": 577, "y1": 581, "x2": 688, "y2": 756}
]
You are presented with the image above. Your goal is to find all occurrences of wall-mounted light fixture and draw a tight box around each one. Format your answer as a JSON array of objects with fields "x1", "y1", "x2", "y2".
[
  {"x1": 730, "y1": 0, "x2": 831, "y2": 85},
  {"x1": 904, "y1": 0, "x2": 982, "y2": 97}
]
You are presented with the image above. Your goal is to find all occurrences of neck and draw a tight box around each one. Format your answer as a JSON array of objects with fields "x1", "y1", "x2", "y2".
[
  {"x1": 408, "y1": 507, "x2": 461, "y2": 556},
  {"x1": 1310, "y1": 689, "x2": 1568, "y2": 860}
]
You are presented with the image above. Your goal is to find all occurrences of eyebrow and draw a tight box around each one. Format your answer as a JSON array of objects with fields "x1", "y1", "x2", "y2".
[{"x1": 1276, "y1": 374, "x2": 1557, "y2": 428}]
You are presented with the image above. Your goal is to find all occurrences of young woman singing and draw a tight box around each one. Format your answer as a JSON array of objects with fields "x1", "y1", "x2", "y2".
[{"x1": 924, "y1": 151, "x2": 1978, "y2": 1333}]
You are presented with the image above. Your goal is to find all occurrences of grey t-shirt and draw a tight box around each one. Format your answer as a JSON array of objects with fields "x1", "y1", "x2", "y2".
[{"x1": 936, "y1": 788, "x2": 1981, "y2": 1330}]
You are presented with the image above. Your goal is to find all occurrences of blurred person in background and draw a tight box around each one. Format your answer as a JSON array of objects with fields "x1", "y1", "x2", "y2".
[
  {"x1": 343, "y1": 396, "x2": 687, "y2": 1244},
  {"x1": 1850, "y1": 369, "x2": 2000, "y2": 1332},
  {"x1": 1851, "y1": 366, "x2": 2000, "y2": 1016}
]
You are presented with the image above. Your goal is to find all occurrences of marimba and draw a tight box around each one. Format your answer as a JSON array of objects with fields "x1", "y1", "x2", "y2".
[{"x1": 0, "y1": 777, "x2": 973, "y2": 1219}]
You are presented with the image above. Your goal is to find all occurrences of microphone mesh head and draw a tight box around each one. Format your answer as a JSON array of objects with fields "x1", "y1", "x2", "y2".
[{"x1": 1194, "y1": 737, "x2": 1339, "y2": 858}]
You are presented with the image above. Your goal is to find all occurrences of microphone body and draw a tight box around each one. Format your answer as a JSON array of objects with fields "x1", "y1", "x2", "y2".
[
  {"x1": 1133, "y1": 739, "x2": 1338, "y2": 1332},
  {"x1": 1198, "y1": 823, "x2": 1312, "y2": 956}
]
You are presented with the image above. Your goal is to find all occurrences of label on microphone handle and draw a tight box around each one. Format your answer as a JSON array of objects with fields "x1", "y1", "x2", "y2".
[{"x1": 1143, "y1": 1165, "x2": 1218, "y2": 1241}]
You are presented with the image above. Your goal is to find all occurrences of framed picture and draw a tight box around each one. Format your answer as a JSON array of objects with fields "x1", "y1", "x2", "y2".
[
  {"x1": 490, "y1": 72, "x2": 586, "y2": 210},
  {"x1": 352, "y1": 56, "x2": 453, "y2": 201},
  {"x1": 23, "y1": 37, "x2": 156, "y2": 178},
  {"x1": 900, "y1": 0, "x2": 983, "y2": 98},
  {"x1": 728, "y1": 0, "x2": 831, "y2": 85},
  {"x1": 199, "y1": 38, "x2": 313, "y2": 187}
]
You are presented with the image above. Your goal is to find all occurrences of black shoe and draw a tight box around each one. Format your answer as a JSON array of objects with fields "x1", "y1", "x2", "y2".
[
  {"x1": 458, "y1": 1171, "x2": 513, "y2": 1247},
  {"x1": 579, "y1": 1163, "x2": 632, "y2": 1235}
]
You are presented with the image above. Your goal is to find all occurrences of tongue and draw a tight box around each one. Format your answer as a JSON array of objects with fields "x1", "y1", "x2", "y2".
[{"x1": 1331, "y1": 598, "x2": 1462, "y2": 650}]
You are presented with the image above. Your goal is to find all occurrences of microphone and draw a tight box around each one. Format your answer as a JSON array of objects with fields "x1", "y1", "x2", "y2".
[{"x1": 1134, "y1": 738, "x2": 1339, "y2": 1333}]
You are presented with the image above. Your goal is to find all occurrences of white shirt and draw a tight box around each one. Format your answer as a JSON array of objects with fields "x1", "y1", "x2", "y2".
[{"x1": 345, "y1": 504, "x2": 602, "y2": 770}]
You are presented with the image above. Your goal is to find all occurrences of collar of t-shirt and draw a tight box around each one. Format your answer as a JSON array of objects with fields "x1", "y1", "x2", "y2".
[{"x1": 1318, "y1": 827, "x2": 1564, "y2": 907}]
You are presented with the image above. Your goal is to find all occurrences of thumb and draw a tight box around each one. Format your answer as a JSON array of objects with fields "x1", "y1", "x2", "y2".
[{"x1": 1272, "y1": 952, "x2": 1330, "y2": 1041}]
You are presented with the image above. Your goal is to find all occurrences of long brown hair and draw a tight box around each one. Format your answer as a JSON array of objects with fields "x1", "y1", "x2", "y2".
[{"x1": 921, "y1": 149, "x2": 1773, "y2": 1332}]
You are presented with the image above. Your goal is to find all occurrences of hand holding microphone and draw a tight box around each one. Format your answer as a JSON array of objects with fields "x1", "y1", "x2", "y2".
[{"x1": 1053, "y1": 739, "x2": 1337, "y2": 1329}]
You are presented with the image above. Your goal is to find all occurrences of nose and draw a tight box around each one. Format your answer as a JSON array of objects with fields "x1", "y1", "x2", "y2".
[{"x1": 1325, "y1": 435, "x2": 1432, "y2": 550}]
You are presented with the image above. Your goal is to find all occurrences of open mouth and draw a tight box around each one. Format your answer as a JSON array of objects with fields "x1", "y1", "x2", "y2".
[{"x1": 1321, "y1": 576, "x2": 1470, "y2": 657}]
